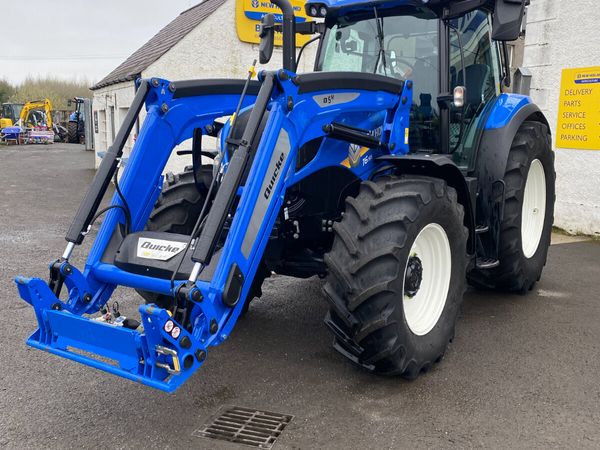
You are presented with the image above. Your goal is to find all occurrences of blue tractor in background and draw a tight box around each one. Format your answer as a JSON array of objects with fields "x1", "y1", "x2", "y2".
[
  {"x1": 17, "y1": 0, "x2": 554, "y2": 392},
  {"x1": 67, "y1": 97, "x2": 86, "y2": 143}
]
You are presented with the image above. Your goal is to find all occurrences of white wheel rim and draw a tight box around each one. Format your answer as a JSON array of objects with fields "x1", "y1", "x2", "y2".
[
  {"x1": 403, "y1": 223, "x2": 452, "y2": 336},
  {"x1": 521, "y1": 159, "x2": 547, "y2": 259}
]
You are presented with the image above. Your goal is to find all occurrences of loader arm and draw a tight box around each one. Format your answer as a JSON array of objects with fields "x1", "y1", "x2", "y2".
[{"x1": 16, "y1": 70, "x2": 412, "y2": 392}]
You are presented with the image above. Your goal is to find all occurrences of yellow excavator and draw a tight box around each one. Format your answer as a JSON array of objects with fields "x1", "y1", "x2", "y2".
[
  {"x1": 0, "y1": 103, "x2": 24, "y2": 129},
  {"x1": 2, "y1": 99, "x2": 72, "y2": 143},
  {"x1": 18, "y1": 99, "x2": 53, "y2": 129},
  {"x1": 1, "y1": 99, "x2": 53, "y2": 129},
  {"x1": 1, "y1": 99, "x2": 58, "y2": 144}
]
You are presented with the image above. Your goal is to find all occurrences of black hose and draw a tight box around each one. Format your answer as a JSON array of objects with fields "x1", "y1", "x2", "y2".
[
  {"x1": 88, "y1": 205, "x2": 130, "y2": 232},
  {"x1": 113, "y1": 164, "x2": 132, "y2": 235}
]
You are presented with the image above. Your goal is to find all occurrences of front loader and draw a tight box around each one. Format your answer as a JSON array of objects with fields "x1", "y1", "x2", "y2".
[{"x1": 17, "y1": 0, "x2": 554, "y2": 392}]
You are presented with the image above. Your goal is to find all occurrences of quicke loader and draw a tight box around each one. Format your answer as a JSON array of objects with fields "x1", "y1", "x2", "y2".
[{"x1": 17, "y1": 0, "x2": 554, "y2": 392}]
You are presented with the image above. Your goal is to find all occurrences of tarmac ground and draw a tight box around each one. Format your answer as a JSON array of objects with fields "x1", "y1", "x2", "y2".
[{"x1": 0, "y1": 144, "x2": 598, "y2": 449}]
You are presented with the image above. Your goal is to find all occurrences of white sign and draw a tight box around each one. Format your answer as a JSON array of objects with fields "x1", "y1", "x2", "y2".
[{"x1": 136, "y1": 237, "x2": 187, "y2": 261}]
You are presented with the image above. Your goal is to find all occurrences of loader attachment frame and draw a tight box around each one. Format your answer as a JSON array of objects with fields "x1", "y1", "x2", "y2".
[{"x1": 16, "y1": 70, "x2": 413, "y2": 391}]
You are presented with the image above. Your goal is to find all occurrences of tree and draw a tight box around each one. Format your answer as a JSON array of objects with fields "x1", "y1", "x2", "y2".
[
  {"x1": 10, "y1": 77, "x2": 91, "y2": 110},
  {"x1": 0, "y1": 79, "x2": 14, "y2": 104}
]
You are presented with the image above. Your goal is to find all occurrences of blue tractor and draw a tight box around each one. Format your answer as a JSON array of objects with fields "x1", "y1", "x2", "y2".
[
  {"x1": 17, "y1": 0, "x2": 554, "y2": 392},
  {"x1": 67, "y1": 97, "x2": 86, "y2": 144}
]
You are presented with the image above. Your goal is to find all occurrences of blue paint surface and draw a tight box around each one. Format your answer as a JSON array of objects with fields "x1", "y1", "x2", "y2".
[{"x1": 484, "y1": 93, "x2": 532, "y2": 130}]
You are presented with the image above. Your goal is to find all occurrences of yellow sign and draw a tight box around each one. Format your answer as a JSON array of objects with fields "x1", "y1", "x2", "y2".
[
  {"x1": 235, "y1": 0, "x2": 311, "y2": 47},
  {"x1": 556, "y1": 66, "x2": 600, "y2": 150}
]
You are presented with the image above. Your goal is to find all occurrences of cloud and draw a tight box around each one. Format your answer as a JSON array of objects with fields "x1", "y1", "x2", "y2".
[{"x1": 1, "y1": 0, "x2": 193, "y2": 84}]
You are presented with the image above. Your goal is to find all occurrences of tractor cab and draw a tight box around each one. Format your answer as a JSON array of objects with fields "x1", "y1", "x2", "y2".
[{"x1": 303, "y1": 0, "x2": 522, "y2": 169}]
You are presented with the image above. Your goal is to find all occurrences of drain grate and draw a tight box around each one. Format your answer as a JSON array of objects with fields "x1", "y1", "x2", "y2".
[{"x1": 193, "y1": 406, "x2": 293, "y2": 449}]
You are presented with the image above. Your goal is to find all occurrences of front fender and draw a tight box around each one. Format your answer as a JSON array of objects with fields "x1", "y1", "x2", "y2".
[{"x1": 377, "y1": 154, "x2": 477, "y2": 254}]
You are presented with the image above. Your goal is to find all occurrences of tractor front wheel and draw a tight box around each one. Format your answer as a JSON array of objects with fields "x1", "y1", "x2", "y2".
[
  {"x1": 136, "y1": 167, "x2": 267, "y2": 313},
  {"x1": 324, "y1": 176, "x2": 468, "y2": 378}
]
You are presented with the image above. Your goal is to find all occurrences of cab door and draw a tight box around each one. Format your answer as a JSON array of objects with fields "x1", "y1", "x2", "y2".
[{"x1": 448, "y1": 10, "x2": 503, "y2": 170}]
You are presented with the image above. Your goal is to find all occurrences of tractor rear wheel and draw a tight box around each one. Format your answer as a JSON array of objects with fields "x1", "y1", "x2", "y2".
[
  {"x1": 136, "y1": 167, "x2": 268, "y2": 312},
  {"x1": 67, "y1": 121, "x2": 79, "y2": 143},
  {"x1": 468, "y1": 121, "x2": 555, "y2": 293},
  {"x1": 324, "y1": 175, "x2": 468, "y2": 378}
]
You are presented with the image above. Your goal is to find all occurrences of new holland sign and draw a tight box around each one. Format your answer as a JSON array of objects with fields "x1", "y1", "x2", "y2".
[
  {"x1": 235, "y1": 0, "x2": 311, "y2": 46},
  {"x1": 556, "y1": 66, "x2": 600, "y2": 150}
]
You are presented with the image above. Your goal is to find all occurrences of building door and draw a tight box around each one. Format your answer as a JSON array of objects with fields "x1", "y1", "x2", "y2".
[
  {"x1": 109, "y1": 106, "x2": 116, "y2": 144},
  {"x1": 99, "y1": 110, "x2": 107, "y2": 150}
]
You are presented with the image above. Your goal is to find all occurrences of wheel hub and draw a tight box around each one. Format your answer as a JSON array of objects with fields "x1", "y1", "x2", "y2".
[
  {"x1": 402, "y1": 223, "x2": 452, "y2": 336},
  {"x1": 521, "y1": 159, "x2": 547, "y2": 259},
  {"x1": 404, "y1": 255, "x2": 423, "y2": 298}
]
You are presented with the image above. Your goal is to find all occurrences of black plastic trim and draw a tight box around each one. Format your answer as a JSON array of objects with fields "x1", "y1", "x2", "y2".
[
  {"x1": 439, "y1": 18, "x2": 450, "y2": 154},
  {"x1": 113, "y1": 231, "x2": 222, "y2": 281},
  {"x1": 171, "y1": 79, "x2": 262, "y2": 99},
  {"x1": 222, "y1": 263, "x2": 244, "y2": 307},
  {"x1": 475, "y1": 103, "x2": 547, "y2": 185},
  {"x1": 293, "y1": 72, "x2": 404, "y2": 94}
]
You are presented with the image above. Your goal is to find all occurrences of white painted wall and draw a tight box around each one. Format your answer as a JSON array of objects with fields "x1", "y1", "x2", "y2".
[
  {"x1": 523, "y1": 0, "x2": 600, "y2": 236},
  {"x1": 92, "y1": 81, "x2": 137, "y2": 169},
  {"x1": 93, "y1": 0, "x2": 318, "y2": 176},
  {"x1": 93, "y1": 1, "x2": 600, "y2": 237},
  {"x1": 144, "y1": 0, "x2": 317, "y2": 81}
]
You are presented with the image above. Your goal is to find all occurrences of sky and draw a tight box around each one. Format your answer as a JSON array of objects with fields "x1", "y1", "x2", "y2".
[{"x1": 1, "y1": 0, "x2": 196, "y2": 85}]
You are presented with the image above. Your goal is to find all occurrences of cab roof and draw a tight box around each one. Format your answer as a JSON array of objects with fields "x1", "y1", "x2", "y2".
[{"x1": 305, "y1": 0, "x2": 495, "y2": 20}]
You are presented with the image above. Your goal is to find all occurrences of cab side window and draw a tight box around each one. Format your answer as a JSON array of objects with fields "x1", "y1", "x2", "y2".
[{"x1": 449, "y1": 10, "x2": 501, "y2": 168}]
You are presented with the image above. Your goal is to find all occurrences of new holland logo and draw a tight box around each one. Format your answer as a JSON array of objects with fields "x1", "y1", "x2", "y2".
[
  {"x1": 348, "y1": 144, "x2": 362, "y2": 168},
  {"x1": 136, "y1": 237, "x2": 187, "y2": 261},
  {"x1": 342, "y1": 126, "x2": 382, "y2": 168}
]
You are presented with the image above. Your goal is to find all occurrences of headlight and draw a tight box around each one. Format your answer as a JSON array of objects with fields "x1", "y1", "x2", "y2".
[{"x1": 307, "y1": 3, "x2": 327, "y2": 17}]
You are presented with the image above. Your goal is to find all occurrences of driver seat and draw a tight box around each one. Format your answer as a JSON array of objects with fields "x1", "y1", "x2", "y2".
[{"x1": 457, "y1": 64, "x2": 491, "y2": 112}]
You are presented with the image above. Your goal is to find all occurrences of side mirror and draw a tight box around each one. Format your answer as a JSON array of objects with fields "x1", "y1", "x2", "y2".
[
  {"x1": 492, "y1": 0, "x2": 525, "y2": 41},
  {"x1": 259, "y1": 14, "x2": 276, "y2": 64}
]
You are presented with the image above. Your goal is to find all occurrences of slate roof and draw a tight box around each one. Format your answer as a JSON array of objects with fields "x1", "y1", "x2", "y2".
[{"x1": 91, "y1": 0, "x2": 226, "y2": 90}]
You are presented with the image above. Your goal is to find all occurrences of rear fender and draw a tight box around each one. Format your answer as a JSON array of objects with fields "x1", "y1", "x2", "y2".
[{"x1": 474, "y1": 94, "x2": 550, "y2": 258}]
